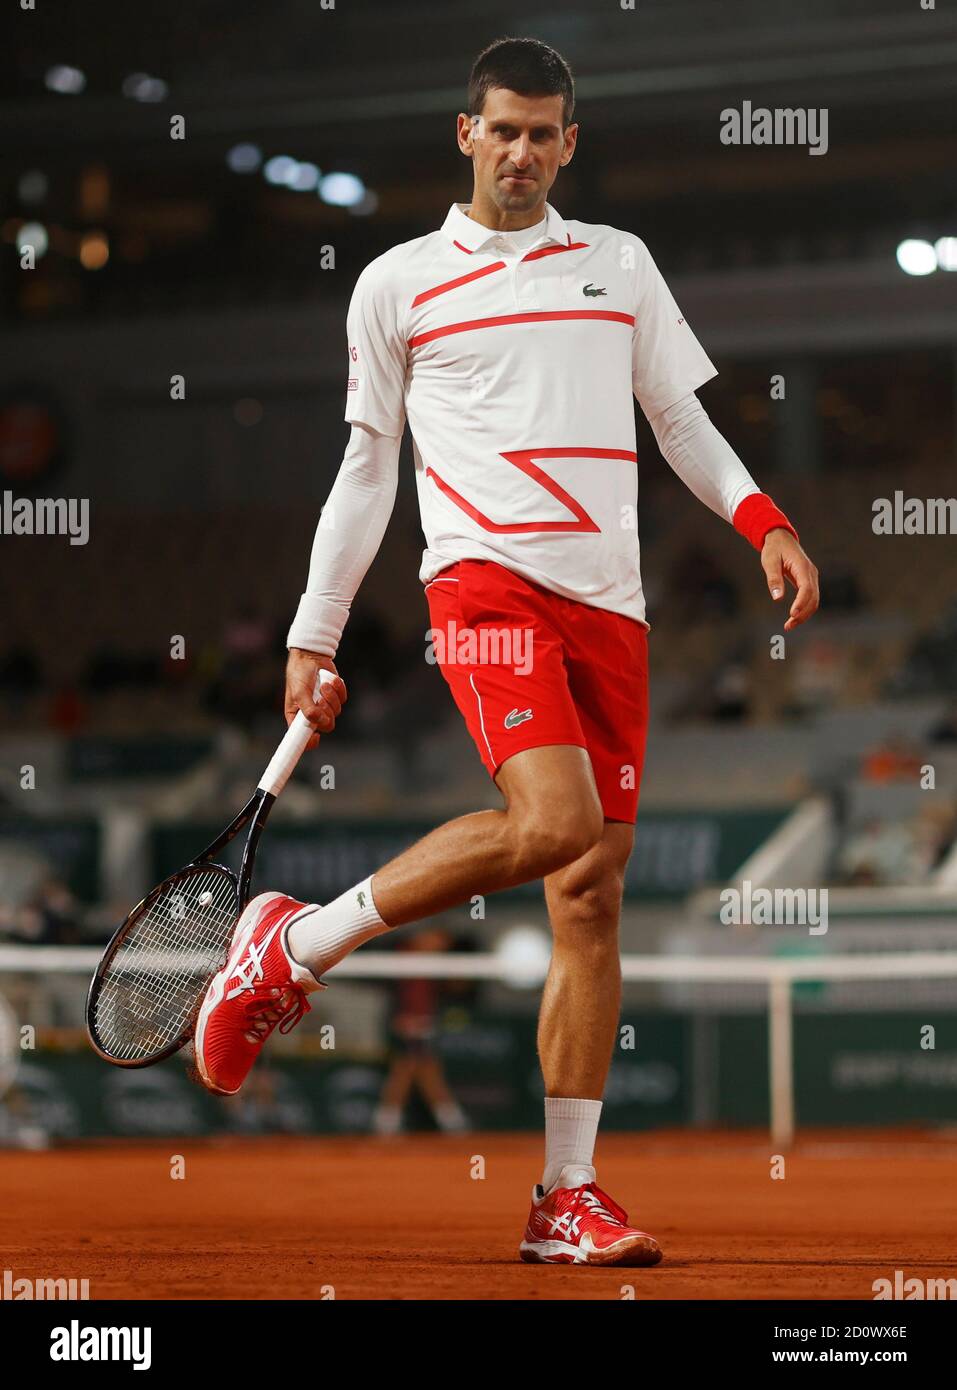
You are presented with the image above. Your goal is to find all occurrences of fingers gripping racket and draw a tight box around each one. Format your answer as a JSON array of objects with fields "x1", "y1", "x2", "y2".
[{"x1": 87, "y1": 674, "x2": 336, "y2": 1068}]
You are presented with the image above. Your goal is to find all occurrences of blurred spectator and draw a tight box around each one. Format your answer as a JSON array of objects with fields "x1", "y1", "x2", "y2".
[
  {"x1": 206, "y1": 606, "x2": 282, "y2": 732},
  {"x1": 0, "y1": 876, "x2": 81, "y2": 945},
  {"x1": 373, "y1": 928, "x2": 470, "y2": 1136},
  {"x1": 790, "y1": 638, "x2": 847, "y2": 715},
  {"x1": 861, "y1": 732, "x2": 925, "y2": 783},
  {"x1": 838, "y1": 817, "x2": 920, "y2": 885},
  {"x1": 837, "y1": 805, "x2": 956, "y2": 886},
  {"x1": 222, "y1": 606, "x2": 272, "y2": 663}
]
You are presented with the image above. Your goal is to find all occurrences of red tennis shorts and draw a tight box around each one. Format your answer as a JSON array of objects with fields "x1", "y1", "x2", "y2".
[{"x1": 424, "y1": 559, "x2": 649, "y2": 824}]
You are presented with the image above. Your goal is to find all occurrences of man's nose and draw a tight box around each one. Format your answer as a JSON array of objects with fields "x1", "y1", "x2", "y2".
[{"x1": 510, "y1": 137, "x2": 532, "y2": 167}]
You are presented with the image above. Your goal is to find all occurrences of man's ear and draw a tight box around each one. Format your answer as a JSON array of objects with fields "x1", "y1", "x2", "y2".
[{"x1": 456, "y1": 112, "x2": 477, "y2": 157}]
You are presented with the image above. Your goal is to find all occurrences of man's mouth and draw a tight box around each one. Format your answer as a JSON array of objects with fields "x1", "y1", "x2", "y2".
[{"x1": 502, "y1": 174, "x2": 535, "y2": 184}]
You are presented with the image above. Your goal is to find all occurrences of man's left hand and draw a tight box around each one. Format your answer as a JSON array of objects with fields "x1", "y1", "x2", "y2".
[{"x1": 761, "y1": 528, "x2": 820, "y2": 631}]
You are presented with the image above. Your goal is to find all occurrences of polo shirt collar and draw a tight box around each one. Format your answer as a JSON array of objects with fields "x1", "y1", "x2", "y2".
[{"x1": 441, "y1": 200, "x2": 570, "y2": 254}]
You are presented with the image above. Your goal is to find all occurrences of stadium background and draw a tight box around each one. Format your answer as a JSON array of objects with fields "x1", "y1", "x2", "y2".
[{"x1": 1, "y1": 0, "x2": 957, "y2": 1300}]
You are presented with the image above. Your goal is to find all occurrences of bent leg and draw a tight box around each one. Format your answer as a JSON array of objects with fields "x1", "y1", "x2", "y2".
[{"x1": 370, "y1": 743, "x2": 604, "y2": 926}]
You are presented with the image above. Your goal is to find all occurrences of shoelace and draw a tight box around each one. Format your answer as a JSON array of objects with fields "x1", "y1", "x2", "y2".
[
  {"x1": 568, "y1": 1183, "x2": 628, "y2": 1227},
  {"x1": 241, "y1": 982, "x2": 310, "y2": 1045}
]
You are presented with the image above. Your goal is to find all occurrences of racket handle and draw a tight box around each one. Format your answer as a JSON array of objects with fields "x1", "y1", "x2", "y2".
[{"x1": 257, "y1": 670, "x2": 337, "y2": 798}]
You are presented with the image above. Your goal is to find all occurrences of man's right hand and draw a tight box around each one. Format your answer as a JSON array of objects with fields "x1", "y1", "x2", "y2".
[{"x1": 284, "y1": 648, "x2": 348, "y2": 750}]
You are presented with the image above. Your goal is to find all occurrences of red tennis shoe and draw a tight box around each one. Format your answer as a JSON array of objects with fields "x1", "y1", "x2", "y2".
[
  {"x1": 194, "y1": 892, "x2": 323, "y2": 1096},
  {"x1": 520, "y1": 1167, "x2": 663, "y2": 1266}
]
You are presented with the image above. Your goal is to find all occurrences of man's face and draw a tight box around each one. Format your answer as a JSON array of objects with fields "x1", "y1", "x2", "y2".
[{"x1": 457, "y1": 88, "x2": 577, "y2": 216}]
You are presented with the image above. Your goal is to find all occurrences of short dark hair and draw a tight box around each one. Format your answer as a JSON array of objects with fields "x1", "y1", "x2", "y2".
[{"x1": 468, "y1": 37, "x2": 575, "y2": 130}]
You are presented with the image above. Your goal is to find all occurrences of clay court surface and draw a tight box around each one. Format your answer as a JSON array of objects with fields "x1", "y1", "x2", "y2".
[{"x1": 3, "y1": 1130, "x2": 956, "y2": 1300}]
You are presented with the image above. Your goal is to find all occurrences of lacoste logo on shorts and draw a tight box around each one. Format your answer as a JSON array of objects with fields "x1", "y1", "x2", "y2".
[
  {"x1": 582, "y1": 283, "x2": 606, "y2": 297},
  {"x1": 504, "y1": 708, "x2": 533, "y2": 729}
]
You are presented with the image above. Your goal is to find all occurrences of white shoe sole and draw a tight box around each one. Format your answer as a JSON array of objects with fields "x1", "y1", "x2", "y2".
[{"x1": 519, "y1": 1233, "x2": 662, "y2": 1267}]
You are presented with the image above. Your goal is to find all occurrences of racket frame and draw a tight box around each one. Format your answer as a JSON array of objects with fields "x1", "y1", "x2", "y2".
[
  {"x1": 85, "y1": 789, "x2": 277, "y2": 1067},
  {"x1": 87, "y1": 673, "x2": 334, "y2": 1068}
]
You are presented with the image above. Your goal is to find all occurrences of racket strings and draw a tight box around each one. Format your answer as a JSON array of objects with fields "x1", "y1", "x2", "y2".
[{"x1": 92, "y1": 867, "x2": 240, "y2": 1061}]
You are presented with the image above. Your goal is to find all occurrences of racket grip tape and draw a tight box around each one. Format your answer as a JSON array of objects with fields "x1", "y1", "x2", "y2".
[{"x1": 257, "y1": 670, "x2": 337, "y2": 797}]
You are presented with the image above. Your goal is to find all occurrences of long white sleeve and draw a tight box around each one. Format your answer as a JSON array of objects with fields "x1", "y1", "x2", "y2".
[
  {"x1": 648, "y1": 391, "x2": 759, "y2": 524},
  {"x1": 286, "y1": 422, "x2": 401, "y2": 657}
]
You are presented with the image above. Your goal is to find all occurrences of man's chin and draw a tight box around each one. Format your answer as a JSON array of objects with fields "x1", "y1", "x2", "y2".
[{"x1": 496, "y1": 182, "x2": 539, "y2": 211}]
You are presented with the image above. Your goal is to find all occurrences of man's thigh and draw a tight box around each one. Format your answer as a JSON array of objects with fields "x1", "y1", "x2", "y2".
[{"x1": 425, "y1": 563, "x2": 588, "y2": 777}]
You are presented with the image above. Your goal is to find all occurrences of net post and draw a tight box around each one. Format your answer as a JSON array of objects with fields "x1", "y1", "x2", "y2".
[{"x1": 769, "y1": 971, "x2": 794, "y2": 1150}]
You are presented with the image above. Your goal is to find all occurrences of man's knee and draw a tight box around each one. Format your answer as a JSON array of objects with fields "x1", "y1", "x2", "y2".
[
  {"x1": 510, "y1": 801, "x2": 604, "y2": 878},
  {"x1": 551, "y1": 875, "x2": 625, "y2": 944},
  {"x1": 548, "y1": 825, "x2": 634, "y2": 942}
]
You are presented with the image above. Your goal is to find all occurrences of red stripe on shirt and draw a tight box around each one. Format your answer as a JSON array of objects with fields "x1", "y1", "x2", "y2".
[
  {"x1": 520, "y1": 240, "x2": 589, "y2": 262},
  {"x1": 408, "y1": 309, "x2": 634, "y2": 350},
  {"x1": 425, "y1": 447, "x2": 637, "y2": 535},
  {"x1": 412, "y1": 261, "x2": 507, "y2": 308}
]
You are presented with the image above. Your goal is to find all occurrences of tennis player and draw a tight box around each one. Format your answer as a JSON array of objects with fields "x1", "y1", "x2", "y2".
[{"x1": 196, "y1": 37, "x2": 819, "y2": 1266}]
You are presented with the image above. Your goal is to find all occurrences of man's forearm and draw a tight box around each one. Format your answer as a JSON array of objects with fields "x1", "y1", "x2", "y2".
[
  {"x1": 649, "y1": 392, "x2": 796, "y2": 548},
  {"x1": 286, "y1": 422, "x2": 401, "y2": 656}
]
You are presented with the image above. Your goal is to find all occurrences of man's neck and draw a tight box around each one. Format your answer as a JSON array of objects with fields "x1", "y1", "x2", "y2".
[{"x1": 466, "y1": 191, "x2": 547, "y2": 232}]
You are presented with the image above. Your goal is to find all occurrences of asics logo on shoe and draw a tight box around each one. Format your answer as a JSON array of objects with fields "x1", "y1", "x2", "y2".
[
  {"x1": 547, "y1": 1211, "x2": 583, "y2": 1238},
  {"x1": 582, "y1": 283, "x2": 607, "y2": 297},
  {"x1": 504, "y1": 707, "x2": 533, "y2": 729},
  {"x1": 225, "y1": 921, "x2": 283, "y2": 1000}
]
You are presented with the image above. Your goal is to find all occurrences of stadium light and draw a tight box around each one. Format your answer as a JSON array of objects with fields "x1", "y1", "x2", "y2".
[
  {"x1": 44, "y1": 65, "x2": 86, "y2": 95},
  {"x1": 288, "y1": 161, "x2": 321, "y2": 192},
  {"x1": 122, "y1": 73, "x2": 169, "y2": 103},
  {"x1": 263, "y1": 155, "x2": 300, "y2": 187},
  {"x1": 16, "y1": 223, "x2": 48, "y2": 259},
  {"x1": 319, "y1": 172, "x2": 366, "y2": 207},
  {"x1": 895, "y1": 239, "x2": 937, "y2": 276},
  {"x1": 227, "y1": 143, "x2": 263, "y2": 174},
  {"x1": 935, "y1": 237, "x2": 957, "y2": 272},
  {"x1": 79, "y1": 231, "x2": 109, "y2": 270}
]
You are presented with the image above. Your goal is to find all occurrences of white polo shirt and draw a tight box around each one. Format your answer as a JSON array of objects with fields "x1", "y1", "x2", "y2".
[{"x1": 344, "y1": 200, "x2": 717, "y2": 627}]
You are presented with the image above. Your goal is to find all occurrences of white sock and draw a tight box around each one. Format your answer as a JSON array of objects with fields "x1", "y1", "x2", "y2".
[
  {"x1": 284, "y1": 875, "x2": 390, "y2": 980},
  {"x1": 434, "y1": 1100, "x2": 468, "y2": 1133},
  {"x1": 542, "y1": 1097, "x2": 602, "y2": 1192},
  {"x1": 373, "y1": 1105, "x2": 402, "y2": 1136}
]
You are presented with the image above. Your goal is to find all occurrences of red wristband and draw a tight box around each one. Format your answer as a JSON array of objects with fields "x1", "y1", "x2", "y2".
[{"x1": 732, "y1": 493, "x2": 799, "y2": 551}]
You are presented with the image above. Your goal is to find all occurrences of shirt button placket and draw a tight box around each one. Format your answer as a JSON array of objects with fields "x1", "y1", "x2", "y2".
[{"x1": 515, "y1": 254, "x2": 540, "y2": 311}]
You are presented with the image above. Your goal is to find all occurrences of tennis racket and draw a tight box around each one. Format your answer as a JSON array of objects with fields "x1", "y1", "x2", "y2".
[{"x1": 86, "y1": 671, "x2": 337, "y2": 1068}]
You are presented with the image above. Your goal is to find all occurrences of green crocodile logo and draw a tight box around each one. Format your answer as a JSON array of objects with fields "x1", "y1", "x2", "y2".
[
  {"x1": 504, "y1": 708, "x2": 533, "y2": 729},
  {"x1": 583, "y1": 283, "x2": 607, "y2": 297},
  {"x1": 357, "y1": 891, "x2": 366, "y2": 908}
]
